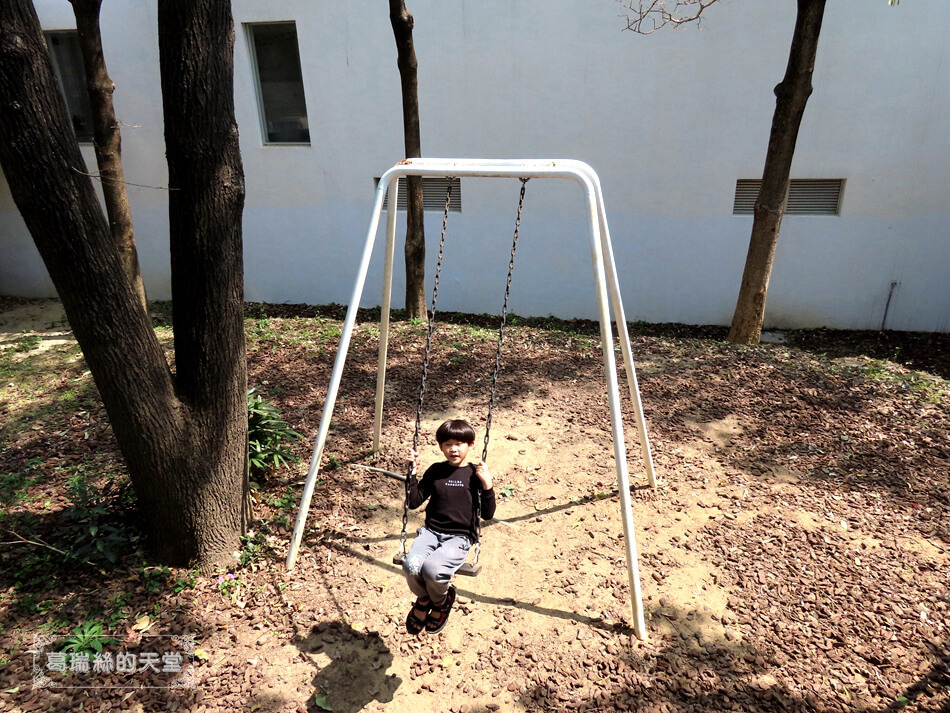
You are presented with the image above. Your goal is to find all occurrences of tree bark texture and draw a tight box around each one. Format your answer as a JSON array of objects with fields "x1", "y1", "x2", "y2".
[
  {"x1": 727, "y1": 0, "x2": 826, "y2": 344},
  {"x1": 158, "y1": 0, "x2": 250, "y2": 568},
  {"x1": 0, "y1": 0, "x2": 181, "y2": 551},
  {"x1": 0, "y1": 0, "x2": 249, "y2": 571},
  {"x1": 70, "y1": 0, "x2": 148, "y2": 313},
  {"x1": 389, "y1": 0, "x2": 427, "y2": 319}
]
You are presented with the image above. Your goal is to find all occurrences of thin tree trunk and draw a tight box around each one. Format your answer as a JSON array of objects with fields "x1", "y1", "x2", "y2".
[
  {"x1": 0, "y1": 0, "x2": 248, "y2": 572},
  {"x1": 727, "y1": 0, "x2": 826, "y2": 344},
  {"x1": 389, "y1": 0, "x2": 427, "y2": 319},
  {"x1": 70, "y1": 0, "x2": 148, "y2": 313}
]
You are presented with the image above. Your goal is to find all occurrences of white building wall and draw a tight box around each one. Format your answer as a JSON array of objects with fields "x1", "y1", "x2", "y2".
[{"x1": 2, "y1": 0, "x2": 948, "y2": 331}]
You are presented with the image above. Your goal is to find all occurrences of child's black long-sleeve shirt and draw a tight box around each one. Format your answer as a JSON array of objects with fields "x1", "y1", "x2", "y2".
[{"x1": 407, "y1": 461, "x2": 496, "y2": 543}]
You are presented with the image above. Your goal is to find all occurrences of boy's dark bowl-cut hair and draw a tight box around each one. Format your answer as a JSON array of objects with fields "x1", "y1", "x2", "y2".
[{"x1": 436, "y1": 419, "x2": 476, "y2": 445}]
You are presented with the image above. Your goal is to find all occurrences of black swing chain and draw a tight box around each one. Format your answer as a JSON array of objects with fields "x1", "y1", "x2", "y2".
[
  {"x1": 399, "y1": 181, "x2": 454, "y2": 557},
  {"x1": 482, "y1": 177, "x2": 528, "y2": 465},
  {"x1": 474, "y1": 177, "x2": 529, "y2": 545}
]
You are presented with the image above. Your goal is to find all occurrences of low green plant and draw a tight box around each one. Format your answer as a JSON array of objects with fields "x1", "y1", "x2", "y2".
[
  {"x1": 14, "y1": 593, "x2": 49, "y2": 613},
  {"x1": 238, "y1": 530, "x2": 266, "y2": 569},
  {"x1": 216, "y1": 573, "x2": 241, "y2": 598},
  {"x1": 172, "y1": 571, "x2": 198, "y2": 594},
  {"x1": 268, "y1": 487, "x2": 296, "y2": 511},
  {"x1": 58, "y1": 620, "x2": 117, "y2": 661},
  {"x1": 61, "y1": 475, "x2": 133, "y2": 566},
  {"x1": 107, "y1": 592, "x2": 131, "y2": 629},
  {"x1": 139, "y1": 566, "x2": 170, "y2": 594},
  {"x1": 247, "y1": 388, "x2": 302, "y2": 475}
]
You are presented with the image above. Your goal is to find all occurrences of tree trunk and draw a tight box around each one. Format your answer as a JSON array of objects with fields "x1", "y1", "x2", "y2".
[
  {"x1": 389, "y1": 0, "x2": 427, "y2": 319},
  {"x1": 727, "y1": 0, "x2": 826, "y2": 344},
  {"x1": 0, "y1": 0, "x2": 248, "y2": 571},
  {"x1": 157, "y1": 0, "x2": 250, "y2": 567},
  {"x1": 70, "y1": 0, "x2": 148, "y2": 313}
]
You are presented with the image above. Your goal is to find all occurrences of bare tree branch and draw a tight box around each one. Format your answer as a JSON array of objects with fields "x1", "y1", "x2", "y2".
[
  {"x1": 3, "y1": 529, "x2": 68, "y2": 556},
  {"x1": 621, "y1": 0, "x2": 720, "y2": 34}
]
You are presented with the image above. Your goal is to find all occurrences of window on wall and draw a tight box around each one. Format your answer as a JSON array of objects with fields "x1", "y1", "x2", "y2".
[
  {"x1": 733, "y1": 179, "x2": 844, "y2": 216},
  {"x1": 247, "y1": 22, "x2": 310, "y2": 144},
  {"x1": 44, "y1": 31, "x2": 94, "y2": 142}
]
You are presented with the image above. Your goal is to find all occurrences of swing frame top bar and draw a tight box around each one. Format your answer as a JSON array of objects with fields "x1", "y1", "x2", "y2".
[{"x1": 285, "y1": 158, "x2": 656, "y2": 640}]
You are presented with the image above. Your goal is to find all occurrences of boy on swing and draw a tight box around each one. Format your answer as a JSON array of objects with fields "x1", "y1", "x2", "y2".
[{"x1": 403, "y1": 419, "x2": 496, "y2": 635}]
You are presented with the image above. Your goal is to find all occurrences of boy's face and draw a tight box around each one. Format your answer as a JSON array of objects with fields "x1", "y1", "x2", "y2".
[{"x1": 439, "y1": 439, "x2": 473, "y2": 467}]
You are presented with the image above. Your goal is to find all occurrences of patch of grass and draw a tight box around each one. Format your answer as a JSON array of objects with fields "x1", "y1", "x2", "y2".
[
  {"x1": 306, "y1": 320, "x2": 343, "y2": 345},
  {"x1": 248, "y1": 317, "x2": 280, "y2": 341},
  {"x1": 0, "y1": 472, "x2": 35, "y2": 507},
  {"x1": 465, "y1": 324, "x2": 495, "y2": 342},
  {"x1": 864, "y1": 359, "x2": 947, "y2": 402},
  {"x1": 1, "y1": 344, "x2": 91, "y2": 441},
  {"x1": 13, "y1": 335, "x2": 42, "y2": 352}
]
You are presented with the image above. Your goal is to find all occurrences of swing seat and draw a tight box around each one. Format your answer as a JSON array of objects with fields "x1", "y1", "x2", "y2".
[
  {"x1": 457, "y1": 562, "x2": 481, "y2": 577},
  {"x1": 392, "y1": 552, "x2": 481, "y2": 577}
]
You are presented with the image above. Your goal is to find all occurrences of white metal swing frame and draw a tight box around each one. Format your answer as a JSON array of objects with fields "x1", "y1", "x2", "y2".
[{"x1": 285, "y1": 158, "x2": 657, "y2": 640}]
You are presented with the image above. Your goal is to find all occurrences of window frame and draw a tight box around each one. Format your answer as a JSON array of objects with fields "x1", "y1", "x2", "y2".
[
  {"x1": 245, "y1": 21, "x2": 311, "y2": 146},
  {"x1": 44, "y1": 30, "x2": 94, "y2": 144}
]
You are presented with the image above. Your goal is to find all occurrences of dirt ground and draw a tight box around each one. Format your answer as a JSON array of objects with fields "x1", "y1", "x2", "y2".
[{"x1": 0, "y1": 298, "x2": 948, "y2": 713}]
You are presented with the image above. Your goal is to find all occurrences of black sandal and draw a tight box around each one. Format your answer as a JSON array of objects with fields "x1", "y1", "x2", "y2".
[
  {"x1": 425, "y1": 585, "x2": 456, "y2": 634},
  {"x1": 405, "y1": 598, "x2": 430, "y2": 635}
]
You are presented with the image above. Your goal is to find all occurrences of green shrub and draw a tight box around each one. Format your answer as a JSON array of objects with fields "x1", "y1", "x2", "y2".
[
  {"x1": 247, "y1": 388, "x2": 302, "y2": 476},
  {"x1": 61, "y1": 476, "x2": 132, "y2": 566}
]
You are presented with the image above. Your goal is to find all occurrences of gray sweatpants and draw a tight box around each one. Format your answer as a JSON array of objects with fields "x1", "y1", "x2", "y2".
[{"x1": 402, "y1": 526, "x2": 471, "y2": 604}]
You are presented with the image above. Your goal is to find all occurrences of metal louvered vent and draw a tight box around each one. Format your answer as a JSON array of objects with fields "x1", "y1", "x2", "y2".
[
  {"x1": 733, "y1": 178, "x2": 844, "y2": 215},
  {"x1": 374, "y1": 176, "x2": 462, "y2": 212}
]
